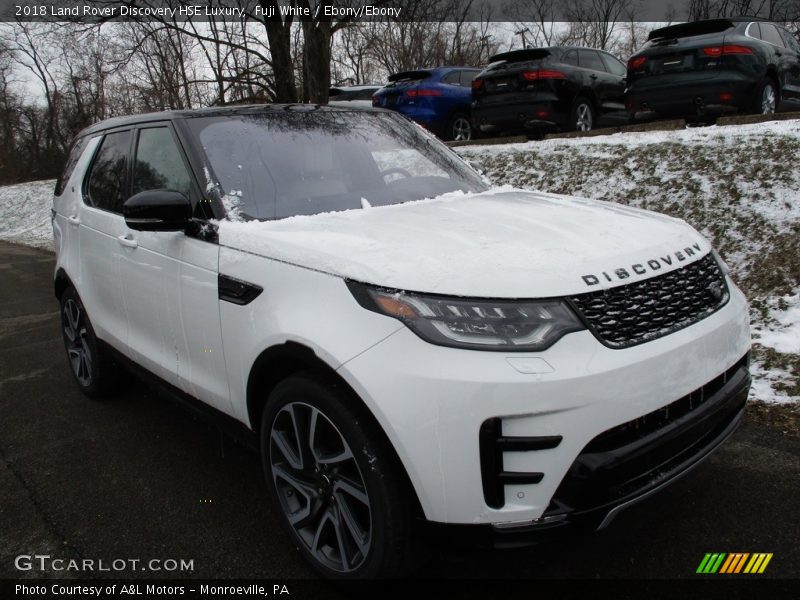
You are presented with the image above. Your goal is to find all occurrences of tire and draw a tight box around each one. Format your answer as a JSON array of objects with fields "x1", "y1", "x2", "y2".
[
  {"x1": 260, "y1": 373, "x2": 416, "y2": 579},
  {"x1": 752, "y1": 78, "x2": 778, "y2": 115},
  {"x1": 59, "y1": 287, "x2": 118, "y2": 397},
  {"x1": 568, "y1": 96, "x2": 595, "y2": 132},
  {"x1": 447, "y1": 112, "x2": 472, "y2": 142}
]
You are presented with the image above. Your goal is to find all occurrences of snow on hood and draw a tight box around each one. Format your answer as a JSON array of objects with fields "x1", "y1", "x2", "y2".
[{"x1": 217, "y1": 188, "x2": 711, "y2": 298}]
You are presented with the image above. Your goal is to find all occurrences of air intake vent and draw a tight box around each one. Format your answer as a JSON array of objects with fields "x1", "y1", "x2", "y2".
[{"x1": 479, "y1": 418, "x2": 560, "y2": 509}]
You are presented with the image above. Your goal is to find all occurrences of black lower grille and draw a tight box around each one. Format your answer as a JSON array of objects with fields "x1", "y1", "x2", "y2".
[
  {"x1": 570, "y1": 252, "x2": 729, "y2": 349},
  {"x1": 479, "y1": 420, "x2": 561, "y2": 509},
  {"x1": 545, "y1": 354, "x2": 750, "y2": 516}
]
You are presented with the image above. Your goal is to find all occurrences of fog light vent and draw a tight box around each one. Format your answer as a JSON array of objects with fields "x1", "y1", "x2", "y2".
[{"x1": 479, "y1": 418, "x2": 561, "y2": 509}]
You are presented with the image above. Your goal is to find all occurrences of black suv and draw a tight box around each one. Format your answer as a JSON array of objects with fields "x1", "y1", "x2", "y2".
[
  {"x1": 471, "y1": 47, "x2": 628, "y2": 135},
  {"x1": 626, "y1": 18, "x2": 800, "y2": 121}
]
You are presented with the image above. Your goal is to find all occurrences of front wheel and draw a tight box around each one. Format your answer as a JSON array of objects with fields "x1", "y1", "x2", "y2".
[
  {"x1": 260, "y1": 373, "x2": 416, "y2": 579},
  {"x1": 448, "y1": 113, "x2": 473, "y2": 141},
  {"x1": 568, "y1": 96, "x2": 595, "y2": 132}
]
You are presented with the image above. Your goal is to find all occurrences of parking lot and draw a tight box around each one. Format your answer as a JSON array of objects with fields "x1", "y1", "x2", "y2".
[{"x1": 0, "y1": 241, "x2": 798, "y2": 586}]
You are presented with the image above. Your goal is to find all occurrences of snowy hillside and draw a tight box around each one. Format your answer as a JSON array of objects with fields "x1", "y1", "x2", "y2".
[
  {"x1": 0, "y1": 179, "x2": 56, "y2": 249},
  {"x1": 0, "y1": 120, "x2": 797, "y2": 403},
  {"x1": 458, "y1": 120, "x2": 800, "y2": 403}
]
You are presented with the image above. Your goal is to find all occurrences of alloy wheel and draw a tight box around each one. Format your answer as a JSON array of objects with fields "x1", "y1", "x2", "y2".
[
  {"x1": 452, "y1": 117, "x2": 472, "y2": 141},
  {"x1": 761, "y1": 84, "x2": 776, "y2": 115},
  {"x1": 269, "y1": 402, "x2": 372, "y2": 573},
  {"x1": 575, "y1": 103, "x2": 593, "y2": 131},
  {"x1": 63, "y1": 298, "x2": 92, "y2": 387}
]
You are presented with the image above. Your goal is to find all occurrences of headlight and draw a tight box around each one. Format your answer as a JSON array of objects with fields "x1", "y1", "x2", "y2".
[{"x1": 347, "y1": 281, "x2": 584, "y2": 351}]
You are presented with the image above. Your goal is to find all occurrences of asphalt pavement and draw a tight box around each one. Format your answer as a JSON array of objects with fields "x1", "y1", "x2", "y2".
[{"x1": 0, "y1": 241, "x2": 797, "y2": 591}]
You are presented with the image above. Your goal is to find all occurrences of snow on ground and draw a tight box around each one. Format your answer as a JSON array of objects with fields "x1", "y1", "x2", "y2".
[
  {"x1": 456, "y1": 120, "x2": 800, "y2": 403},
  {"x1": 0, "y1": 179, "x2": 56, "y2": 250},
  {"x1": 0, "y1": 120, "x2": 797, "y2": 402}
]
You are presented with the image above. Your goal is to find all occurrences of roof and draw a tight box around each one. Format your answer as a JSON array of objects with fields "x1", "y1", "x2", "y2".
[
  {"x1": 77, "y1": 103, "x2": 389, "y2": 138},
  {"x1": 387, "y1": 66, "x2": 481, "y2": 81},
  {"x1": 330, "y1": 85, "x2": 382, "y2": 92}
]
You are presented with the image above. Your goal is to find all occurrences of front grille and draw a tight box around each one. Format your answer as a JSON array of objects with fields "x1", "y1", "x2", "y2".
[{"x1": 570, "y1": 253, "x2": 728, "y2": 349}]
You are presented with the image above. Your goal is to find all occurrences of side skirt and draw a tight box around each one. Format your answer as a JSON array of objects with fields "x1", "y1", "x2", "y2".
[{"x1": 102, "y1": 341, "x2": 259, "y2": 452}]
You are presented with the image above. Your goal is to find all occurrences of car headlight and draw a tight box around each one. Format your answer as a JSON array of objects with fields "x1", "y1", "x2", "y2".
[{"x1": 347, "y1": 281, "x2": 584, "y2": 351}]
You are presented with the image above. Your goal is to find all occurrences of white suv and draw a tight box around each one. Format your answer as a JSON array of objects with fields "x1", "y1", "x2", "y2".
[{"x1": 52, "y1": 105, "x2": 751, "y2": 579}]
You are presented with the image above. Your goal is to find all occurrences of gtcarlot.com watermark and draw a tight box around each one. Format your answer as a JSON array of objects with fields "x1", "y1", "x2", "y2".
[{"x1": 14, "y1": 554, "x2": 194, "y2": 573}]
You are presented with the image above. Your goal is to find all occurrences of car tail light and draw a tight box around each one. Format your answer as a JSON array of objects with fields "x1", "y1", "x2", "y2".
[
  {"x1": 372, "y1": 95, "x2": 379, "y2": 106},
  {"x1": 627, "y1": 56, "x2": 647, "y2": 70},
  {"x1": 536, "y1": 109, "x2": 550, "y2": 118},
  {"x1": 405, "y1": 88, "x2": 443, "y2": 98},
  {"x1": 702, "y1": 45, "x2": 754, "y2": 57},
  {"x1": 521, "y1": 70, "x2": 566, "y2": 81},
  {"x1": 719, "y1": 92, "x2": 734, "y2": 102},
  {"x1": 471, "y1": 78, "x2": 484, "y2": 91}
]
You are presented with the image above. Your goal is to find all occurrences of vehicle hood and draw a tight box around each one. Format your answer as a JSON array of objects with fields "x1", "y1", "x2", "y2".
[{"x1": 217, "y1": 188, "x2": 711, "y2": 298}]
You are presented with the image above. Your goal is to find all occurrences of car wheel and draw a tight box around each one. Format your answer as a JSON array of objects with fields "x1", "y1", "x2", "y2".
[
  {"x1": 753, "y1": 79, "x2": 777, "y2": 115},
  {"x1": 448, "y1": 113, "x2": 472, "y2": 141},
  {"x1": 260, "y1": 373, "x2": 416, "y2": 579},
  {"x1": 569, "y1": 97, "x2": 595, "y2": 132},
  {"x1": 59, "y1": 287, "x2": 118, "y2": 397}
]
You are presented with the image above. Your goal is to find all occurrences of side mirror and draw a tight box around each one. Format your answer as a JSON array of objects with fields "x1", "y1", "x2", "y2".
[{"x1": 123, "y1": 190, "x2": 191, "y2": 232}]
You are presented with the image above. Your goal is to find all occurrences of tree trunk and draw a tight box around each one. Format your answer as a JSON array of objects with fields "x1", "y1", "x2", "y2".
[
  {"x1": 302, "y1": 20, "x2": 332, "y2": 104},
  {"x1": 264, "y1": 18, "x2": 297, "y2": 102}
]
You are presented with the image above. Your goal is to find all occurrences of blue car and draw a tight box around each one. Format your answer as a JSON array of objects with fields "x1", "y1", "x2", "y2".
[{"x1": 372, "y1": 67, "x2": 481, "y2": 141}]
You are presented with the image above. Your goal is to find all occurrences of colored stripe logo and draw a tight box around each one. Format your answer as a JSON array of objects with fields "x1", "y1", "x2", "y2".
[{"x1": 696, "y1": 553, "x2": 773, "y2": 574}]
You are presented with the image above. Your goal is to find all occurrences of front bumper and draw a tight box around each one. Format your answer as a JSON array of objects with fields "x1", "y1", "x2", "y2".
[
  {"x1": 428, "y1": 354, "x2": 747, "y2": 547},
  {"x1": 337, "y1": 279, "x2": 751, "y2": 526}
]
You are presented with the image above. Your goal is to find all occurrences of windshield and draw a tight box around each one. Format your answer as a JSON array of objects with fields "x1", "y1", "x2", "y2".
[{"x1": 186, "y1": 109, "x2": 488, "y2": 221}]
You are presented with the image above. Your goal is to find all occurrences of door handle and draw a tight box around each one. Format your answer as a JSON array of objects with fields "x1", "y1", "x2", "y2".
[
  {"x1": 590, "y1": 74, "x2": 598, "y2": 79},
  {"x1": 117, "y1": 235, "x2": 138, "y2": 249},
  {"x1": 67, "y1": 215, "x2": 80, "y2": 226}
]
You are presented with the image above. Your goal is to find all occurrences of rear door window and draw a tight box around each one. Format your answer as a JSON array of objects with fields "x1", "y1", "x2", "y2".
[
  {"x1": 460, "y1": 70, "x2": 479, "y2": 86},
  {"x1": 85, "y1": 130, "x2": 131, "y2": 214},
  {"x1": 578, "y1": 49, "x2": 606, "y2": 72},
  {"x1": 760, "y1": 23, "x2": 786, "y2": 47},
  {"x1": 442, "y1": 71, "x2": 463, "y2": 86},
  {"x1": 132, "y1": 127, "x2": 192, "y2": 198},
  {"x1": 600, "y1": 52, "x2": 627, "y2": 76},
  {"x1": 561, "y1": 50, "x2": 579, "y2": 66}
]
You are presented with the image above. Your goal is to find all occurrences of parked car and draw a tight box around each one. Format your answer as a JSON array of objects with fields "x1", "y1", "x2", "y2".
[
  {"x1": 372, "y1": 67, "x2": 481, "y2": 141},
  {"x1": 626, "y1": 18, "x2": 800, "y2": 122},
  {"x1": 471, "y1": 47, "x2": 628, "y2": 135},
  {"x1": 53, "y1": 104, "x2": 751, "y2": 579},
  {"x1": 328, "y1": 84, "x2": 381, "y2": 107}
]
